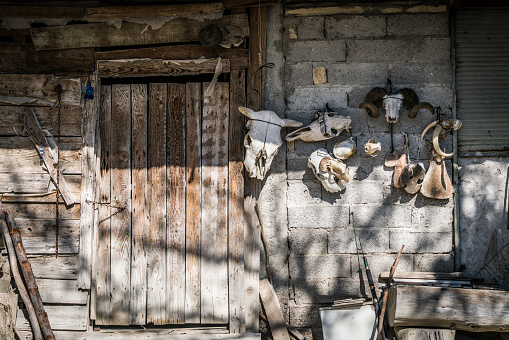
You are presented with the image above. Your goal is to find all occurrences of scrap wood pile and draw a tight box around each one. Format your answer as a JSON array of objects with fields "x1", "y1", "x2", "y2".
[{"x1": 0, "y1": 204, "x2": 54, "y2": 340}]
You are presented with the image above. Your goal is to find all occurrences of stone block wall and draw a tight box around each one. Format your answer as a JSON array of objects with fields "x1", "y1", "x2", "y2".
[{"x1": 263, "y1": 2, "x2": 456, "y2": 338}]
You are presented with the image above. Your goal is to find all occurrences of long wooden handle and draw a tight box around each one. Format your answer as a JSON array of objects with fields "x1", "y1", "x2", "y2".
[{"x1": 376, "y1": 245, "x2": 404, "y2": 340}]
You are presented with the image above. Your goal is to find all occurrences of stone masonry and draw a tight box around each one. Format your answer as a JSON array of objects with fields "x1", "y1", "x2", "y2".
[{"x1": 262, "y1": 2, "x2": 455, "y2": 339}]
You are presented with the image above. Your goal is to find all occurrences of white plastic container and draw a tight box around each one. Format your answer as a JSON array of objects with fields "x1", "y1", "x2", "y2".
[{"x1": 320, "y1": 304, "x2": 377, "y2": 340}]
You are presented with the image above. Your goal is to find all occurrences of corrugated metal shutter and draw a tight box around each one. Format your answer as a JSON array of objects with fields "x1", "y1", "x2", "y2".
[{"x1": 455, "y1": 9, "x2": 509, "y2": 157}]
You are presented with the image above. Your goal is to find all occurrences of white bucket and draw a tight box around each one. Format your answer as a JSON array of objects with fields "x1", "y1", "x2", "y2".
[{"x1": 320, "y1": 304, "x2": 377, "y2": 340}]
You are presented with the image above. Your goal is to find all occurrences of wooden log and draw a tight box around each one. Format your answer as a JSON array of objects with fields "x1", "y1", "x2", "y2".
[
  {"x1": 0, "y1": 43, "x2": 94, "y2": 76},
  {"x1": 388, "y1": 285, "x2": 509, "y2": 332},
  {"x1": 18, "y1": 108, "x2": 75, "y2": 206},
  {"x1": 97, "y1": 58, "x2": 230, "y2": 78},
  {"x1": 259, "y1": 279, "x2": 290, "y2": 340},
  {"x1": 184, "y1": 83, "x2": 202, "y2": 324},
  {"x1": 130, "y1": 84, "x2": 148, "y2": 326},
  {"x1": 87, "y1": 3, "x2": 223, "y2": 21},
  {"x1": 201, "y1": 82, "x2": 229, "y2": 324},
  {"x1": 395, "y1": 328, "x2": 456, "y2": 340},
  {"x1": 0, "y1": 74, "x2": 81, "y2": 107},
  {"x1": 0, "y1": 106, "x2": 82, "y2": 137},
  {"x1": 167, "y1": 83, "x2": 186, "y2": 324},
  {"x1": 5, "y1": 210, "x2": 55, "y2": 339},
  {"x1": 0, "y1": 208, "x2": 43, "y2": 340},
  {"x1": 30, "y1": 14, "x2": 249, "y2": 51},
  {"x1": 95, "y1": 45, "x2": 250, "y2": 69},
  {"x1": 0, "y1": 6, "x2": 84, "y2": 18}
]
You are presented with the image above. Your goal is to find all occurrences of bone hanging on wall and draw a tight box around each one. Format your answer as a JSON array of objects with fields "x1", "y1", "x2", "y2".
[
  {"x1": 308, "y1": 148, "x2": 349, "y2": 193},
  {"x1": 359, "y1": 86, "x2": 435, "y2": 123},
  {"x1": 285, "y1": 104, "x2": 351, "y2": 142},
  {"x1": 239, "y1": 107, "x2": 302, "y2": 180}
]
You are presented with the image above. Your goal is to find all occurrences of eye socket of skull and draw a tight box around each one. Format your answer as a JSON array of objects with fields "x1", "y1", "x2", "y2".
[
  {"x1": 330, "y1": 128, "x2": 338, "y2": 136},
  {"x1": 244, "y1": 134, "x2": 252, "y2": 147},
  {"x1": 328, "y1": 112, "x2": 336, "y2": 118}
]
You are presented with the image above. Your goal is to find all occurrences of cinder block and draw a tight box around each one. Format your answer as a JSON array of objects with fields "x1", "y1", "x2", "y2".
[
  {"x1": 287, "y1": 180, "x2": 323, "y2": 207},
  {"x1": 289, "y1": 228, "x2": 328, "y2": 255},
  {"x1": 289, "y1": 305, "x2": 322, "y2": 328},
  {"x1": 351, "y1": 254, "x2": 414, "y2": 279},
  {"x1": 287, "y1": 156, "x2": 316, "y2": 180},
  {"x1": 299, "y1": 16, "x2": 325, "y2": 39},
  {"x1": 348, "y1": 38, "x2": 412, "y2": 62},
  {"x1": 347, "y1": 161, "x2": 393, "y2": 182},
  {"x1": 290, "y1": 139, "x2": 327, "y2": 158},
  {"x1": 328, "y1": 62, "x2": 390, "y2": 86},
  {"x1": 413, "y1": 38, "x2": 451, "y2": 62},
  {"x1": 325, "y1": 15, "x2": 386, "y2": 38},
  {"x1": 328, "y1": 227, "x2": 390, "y2": 254},
  {"x1": 387, "y1": 14, "x2": 449, "y2": 37},
  {"x1": 285, "y1": 109, "x2": 316, "y2": 125},
  {"x1": 287, "y1": 40, "x2": 347, "y2": 62},
  {"x1": 324, "y1": 180, "x2": 385, "y2": 205},
  {"x1": 343, "y1": 108, "x2": 370, "y2": 134},
  {"x1": 288, "y1": 205, "x2": 350, "y2": 229},
  {"x1": 389, "y1": 230, "x2": 453, "y2": 253},
  {"x1": 289, "y1": 254, "x2": 351, "y2": 280},
  {"x1": 413, "y1": 253, "x2": 454, "y2": 272},
  {"x1": 293, "y1": 278, "x2": 367, "y2": 304},
  {"x1": 412, "y1": 206, "x2": 454, "y2": 232},
  {"x1": 287, "y1": 86, "x2": 349, "y2": 110},
  {"x1": 389, "y1": 61, "x2": 452, "y2": 85},
  {"x1": 287, "y1": 62, "x2": 313, "y2": 86},
  {"x1": 385, "y1": 204, "x2": 414, "y2": 228},
  {"x1": 350, "y1": 204, "x2": 388, "y2": 228}
]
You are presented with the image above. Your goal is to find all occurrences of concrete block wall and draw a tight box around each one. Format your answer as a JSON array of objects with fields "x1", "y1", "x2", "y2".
[{"x1": 269, "y1": 2, "x2": 455, "y2": 338}]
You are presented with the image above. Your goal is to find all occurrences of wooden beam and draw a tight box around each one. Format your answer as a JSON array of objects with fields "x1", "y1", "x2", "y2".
[
  {"x1": 31, "y1": 14, "x2": 248, "y2": 51},
  {"x1": 0, "y1": 43, "x2": 94, "y2": 76},
  {"x1": 0, "y1": 6, "x2": 84, "y2": 19},
  {"x1": 380, "y1": 272, "x2": 471, "y2": 281},
  {"x1": 87, "y1": 3, "x2": 223, "y2": 21},
  {"x1": 0, "y1": 74, "x2": 81, "y2": 107},
  {"x1": 395, "y1": 328, "x2": 456, "y2": 340},
  {"x1": 259, "y1": 279, "x2": 290, "y2": 340},
  {"x1": 95, "y1": 45, "x2": 250, "y2": 70},
  {"x1": 285, "y1": 6, "x2": 364, "y2": 16},
  {"x1": 388, "y1": 285, "x2": 509, "y2": 332},
  {"x1": 51, "y1": 332, "x2": 261, "y2": 339},
  {"x1": 18, "y1": 108, "x2": 76, "y2": 206},
  {"x1": 223, "y1": 0, "x2": 277, "y2": 9},
  {"x1": 97, "y1": 58, "x2": 230, "y2": 78},
  {"x1": 247, "y1": 6, "x2": 267, "y2": 111}
]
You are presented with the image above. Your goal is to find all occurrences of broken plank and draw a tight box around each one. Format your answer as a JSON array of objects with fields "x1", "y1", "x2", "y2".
[
  {"x1": 31, "y1": 14, "x2": 249, "y2": 51},
  {"x1": 0, "y1": 173, "x2": 81, "y2": 196},
  {"x1": 185, "y1": 83, "x2": 201, "y2": 324},
  {"x1": 259, "y1": 279, "x2": 290, "y2": 340},
  {"x1": 0, "y1": 43, "x2": 94, "y2": 76},
  {"x1": 87, "y1": 3, "x2": 223, "y2": 21},
  {"x1": 0, "y1": 6, "x2": 84, "y2": 18},
  {"x1": 379, "y1": 271, "x2": 471, "y2": 281},
  {"x1": 95, "y1": 45, "x2": 249, "y2": 69},
  {"x1": 0, "y1": 106, "x2": 82, "y2": 137},
  {"x1": 98, "y1": 58, "x2": 230, "y2": 78},
  {"x1": 36, "y1": 279, "x2": 87, "y2": 305},
  {"x1": 388, "y1": 285, "x2": 509, "y2": 332},
  {"x1": 0, "y1": 136, "x2": 81, "y2": 174},
  {"x1": 167, "y1": 83, "x2": 186, "y2": 324},
  {"x1": 17, "y1": 305, "x2": 87, "y2": 331},
  {"x1": 0, "y1": 74, "x2": 81, "y2": 107},
  {"x1": 201, "y1": 82, "x2": 229, "y2": 324}
]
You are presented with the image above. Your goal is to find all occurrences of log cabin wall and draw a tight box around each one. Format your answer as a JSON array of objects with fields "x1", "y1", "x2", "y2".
[{"x1": 0, "y1": 2, "x2": 270, "y2": 339}]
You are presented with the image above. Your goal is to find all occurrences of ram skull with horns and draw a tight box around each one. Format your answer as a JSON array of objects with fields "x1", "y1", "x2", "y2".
[
  {"x1": 421, "y1": 118, "x2": 462, "y2": 158},
  {"x1": 359, "y1": 87, "x2": 435, "y2": 123}
]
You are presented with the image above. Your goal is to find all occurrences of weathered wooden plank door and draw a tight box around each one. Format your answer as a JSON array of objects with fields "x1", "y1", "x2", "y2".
[{"x1": 94, "y1": 80, "x2": 245, "y2": 328}]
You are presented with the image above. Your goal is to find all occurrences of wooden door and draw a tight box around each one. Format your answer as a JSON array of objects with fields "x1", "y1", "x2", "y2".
[{"x1": 94, "y1": 80, "x2": 246, "y2": 327}]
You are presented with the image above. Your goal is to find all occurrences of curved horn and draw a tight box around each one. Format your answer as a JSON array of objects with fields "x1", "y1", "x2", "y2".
[
  {"x1": 409, "y1": 102, "x2": 435, "y2": 118},
  {"x1": 433, "y1": 125, "x2": 455, "y2": 158},
  {"x1": 238, "y1": 106, "x2": 254, "y2": 119},
  {"x1": 359, "y1": 87, "x2": 388, "y2": 118},
  {"x1": 421, "y1": 120, "x2": 438, "y2": 142}
]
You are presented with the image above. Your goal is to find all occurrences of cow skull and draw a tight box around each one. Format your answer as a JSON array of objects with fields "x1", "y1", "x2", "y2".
[
  {"x1": 285, "y1": 105, "x2": 351, "y2": 142},
  {"x1": 308, "y1": 148, "x2": 349, "y2": 193},
  {"x1": 240, "y1": 107, "x2": 302, "y2": 180},
  {"x1": 359, "y1": 87, "x2": 435, "y2": 123}
]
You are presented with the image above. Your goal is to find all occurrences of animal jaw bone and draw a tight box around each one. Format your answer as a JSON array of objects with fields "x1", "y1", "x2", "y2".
[
  {"x1": 420, "y1": 150, "x2": 452, "y2": 199},
  {"x1": 308, "y1": 148, "x2": 349, "y2": 193},
  {"x1": 359, "y1": 87, "x2": 435, "y2": 123},
  {"x1": 285, "y1": 105, "x2": 351, "y2": 142},
  {"x1": 240, "y1": 106, "x2": 302, "y2": 180},
  {"x1": 420, "y1": 119, "x2": 462, "y2": 158}
]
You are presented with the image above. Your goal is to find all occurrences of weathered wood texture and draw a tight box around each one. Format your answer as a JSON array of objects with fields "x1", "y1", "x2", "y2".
[
  {"x1": 31, "y1": 14, "x2": 248, "y2": 51},
  {"x1": 36, "y1": 279, "x2": 88, "y2": 305},
  {"x1": 98, "y1": 58, "x2": 230, "y2": 78},
  {"x1": 247, "y1": 6, "x2": 267, "y2": 111},
  {"x1": 223, "y1": 0, "x2": 276, "y2": 9},
  {"x1": 167, "y1": 84, "x2": 186, "y2": 324},
  {"x1": 388, "y1": 285, "x2": 509, "y2": 332},
  {"x1": 0, "y1": 294, "x2": 17, "y2": 340},
  {"x1": 0, "y1": 74, "x2": 81, "y2": 107},
  {"x1": 87, "y1": 3, "x2": 223, "y2": 21},
  {"x1": 0, "y1": 174, "x2": 81, "y2": 196},
  {"x1": 17, "y1": 305, "x2": 88, "y2": 331},
  {"x1": 130, "y1": 84, "x2": 148, "y2": 326},
  {"x1": 0, "y1": 6, "x2": 85, "y2": 18},
  {"x1": 185, "y1": 83, "x2": 202, "y2": 324},
  {"x1": 95, "y1": 45, "x2": 249, "y2": 69},
  {"x1": 0, "y1": 43, "x2": 94, "y2": 76},
  {"x1": 27, "y1": 255, "x2": 78, "y2": 280},
  {"x1": 51, "y1": 331, "x2": 261, "y2": 339},
  {"x1": 259, "y1": 279, "x2": 290, "y2": 340},
  {"x1": 0, "y1": 106, "x2": 82, "y2": 137},
  {"x1": 201, "y1": 82, "x2": 229, "y2": 324},
  {"x1": 1, "y1": 203, "x2": 80, "y2": 220},
  {"x1": 395, "y1": 328, "x2": 456, "y2": 340}
]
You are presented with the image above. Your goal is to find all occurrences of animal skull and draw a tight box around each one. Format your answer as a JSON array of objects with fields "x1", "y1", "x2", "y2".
[
  {"x1": 359, "y1": 87, "x2": 435, "y2": 123},
  {"x1": 364, "y1": 138, "x2": 381, "y2": 157},
  {"x1": 308, "y1": 148, "x2": 349, "y2": 193},
  {"x1": 240, "y1": 107, "x2": 302, "y2": 180},
  {"x1": 420, "y1": 119, "x2": 462, "y2": 158},
  {"x1": 285, "y1": 106, "x2": 351, "y2": 142}
]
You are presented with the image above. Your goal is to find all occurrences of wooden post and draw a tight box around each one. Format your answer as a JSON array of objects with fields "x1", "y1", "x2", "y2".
[{"x1": 395, "y1": 328, "x2": 456, "y2": 340}]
